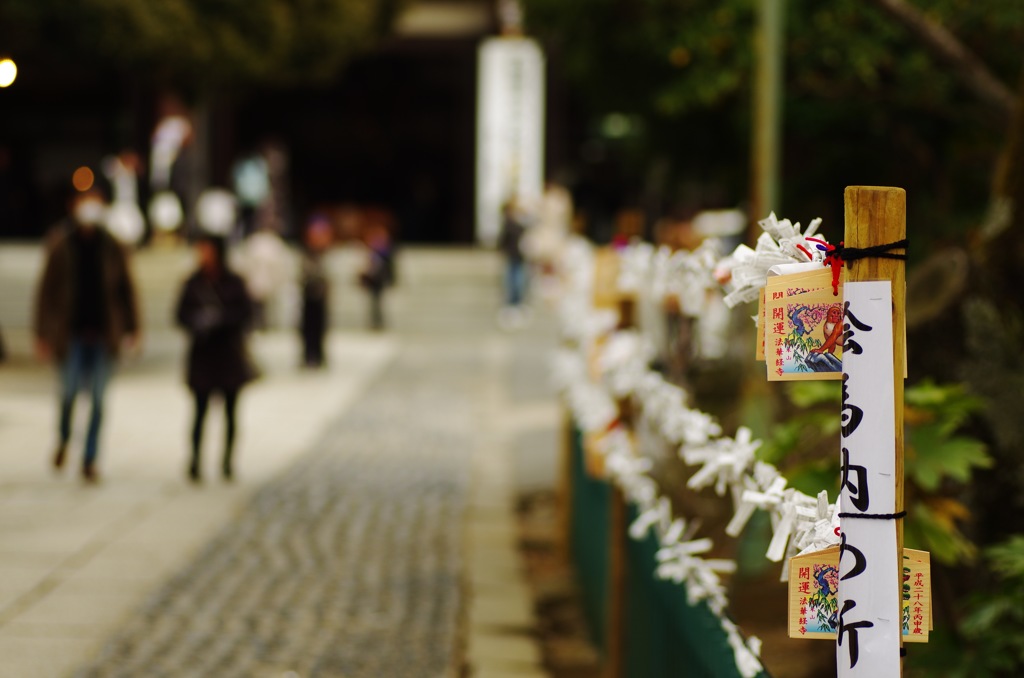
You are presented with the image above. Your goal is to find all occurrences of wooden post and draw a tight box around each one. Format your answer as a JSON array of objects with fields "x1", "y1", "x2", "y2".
[
  {"x1": 604, "y1": 293, "x2": 635, "y2": 678},
  {"x1": 750, "y1": 0, "x2": 786, "y2": 233},
  {"x1": 557, "y1": 407, "x2": 576, "y2": 564},
  {"x1": 844, "y1": 186, "x2": 907, "y2": 674},
  {"x1": 606, "y1": 484, "x2": 628, "y2": 678},
  {"x1": 583, "y1": 248, "x2": 634, "y2": 678}
]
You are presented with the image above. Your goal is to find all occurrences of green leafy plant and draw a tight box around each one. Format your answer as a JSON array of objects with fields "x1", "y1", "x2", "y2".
[
  {"x1": 758, "y1": 379, "x2": 990, "y2": 565},
  {"x1": 755, "y1": 381, "x2": 841, "y2": 499},
  {"x1": 904, "y1": 381, "x2": 992, "y2": 564},
  {"x1": 907, "y1": 536, "x2": 1024, "y2": 677},
  {"x1": 784, "y1": 330, "x2": 823, "y2": 373}
]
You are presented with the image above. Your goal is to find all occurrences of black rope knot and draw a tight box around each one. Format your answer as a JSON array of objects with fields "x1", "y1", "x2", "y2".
[{"x1": 831, "y1": 239, "x2": 909, "y2": 263}]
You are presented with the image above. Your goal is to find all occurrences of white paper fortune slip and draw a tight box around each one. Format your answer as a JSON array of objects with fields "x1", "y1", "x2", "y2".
[{"x1": 837, "y1": 280, "x2": 900, "y2": 676}]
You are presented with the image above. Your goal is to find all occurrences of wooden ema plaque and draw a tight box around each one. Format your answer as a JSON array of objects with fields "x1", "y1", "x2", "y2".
[{"x1": 788, "y1": 546, "x2": 932, "y2": 643}]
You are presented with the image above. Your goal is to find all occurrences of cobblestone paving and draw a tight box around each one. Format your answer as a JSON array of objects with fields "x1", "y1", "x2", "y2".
[{"x1": 74, "y1": 344, "x2": 480, "y2": 678}]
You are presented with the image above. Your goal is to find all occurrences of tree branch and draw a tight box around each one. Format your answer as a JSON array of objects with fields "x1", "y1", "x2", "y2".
[{"x1": 865, "y1": 0, "x2": 1016, "y2": 118}]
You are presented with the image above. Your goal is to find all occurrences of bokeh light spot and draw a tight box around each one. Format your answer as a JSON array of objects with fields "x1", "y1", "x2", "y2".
[
  {"x1": 0, "y1": 59, "x2": 17, "y2": 88},
  {"x1": 72, "y1": 166, "x2": 95, "y2": 192}
]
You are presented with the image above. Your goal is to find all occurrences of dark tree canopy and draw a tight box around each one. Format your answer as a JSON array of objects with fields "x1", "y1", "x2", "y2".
[
  {"x1": 0, "y1": 0, "x2": 403, "y2": 86},
  {"x1": 522, "y1": 0, "x2": 1024, "y2": 236}
]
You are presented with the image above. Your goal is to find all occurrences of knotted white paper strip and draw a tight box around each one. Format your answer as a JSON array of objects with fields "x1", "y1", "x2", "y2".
[
  {"x1": 720, "y1": 212, "x2": 827, "y2": 308},
  {"x1": 683, "y1": 427, "x2": 762, "y2": 497}
]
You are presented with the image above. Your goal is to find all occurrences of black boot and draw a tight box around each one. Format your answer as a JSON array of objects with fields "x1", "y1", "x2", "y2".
[
  {"x1": 53, "y1": 443, "x2": 67, "y2": 470},
  {"x1": 222, "y1": 450, "x2": 233, "y2": 481},
  {"x1": 188, "y1": 449, "x2": 201, "y2": 483}
]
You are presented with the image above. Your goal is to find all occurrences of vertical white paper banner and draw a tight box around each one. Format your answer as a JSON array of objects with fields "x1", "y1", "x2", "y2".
[
  {"x1": 475, "y1": 36, "x2": 546, "y2": 246},
  {"x1": 837, "y1": 280, "x2": 900, "y2": 676}
]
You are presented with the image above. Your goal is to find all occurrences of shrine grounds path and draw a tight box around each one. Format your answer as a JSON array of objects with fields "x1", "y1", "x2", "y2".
[{"x1": 0, "y1": 244, "x2": 559, "y2": 678}]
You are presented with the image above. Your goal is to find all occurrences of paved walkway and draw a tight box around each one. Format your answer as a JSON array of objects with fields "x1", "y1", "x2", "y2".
[{"x1": 0, "y1": 245, "x2": 559, "y2": 678}]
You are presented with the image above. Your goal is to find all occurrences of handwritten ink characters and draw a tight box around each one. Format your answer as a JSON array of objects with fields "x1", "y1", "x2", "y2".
[
  {"x1": 840, "y1": 448, "x2": 869, "y2": 512},
  {"x1": 841, "y1": 301, "x2": 872, "y2": 356},
  {"x1": 838, "y1": 297, "x2": 875, "y2": 671},
  {"x1": 836, "y1": 282, "x2": 901, "y2": 676},
  {"x1": 841, "y1": 374, "x2": 863, "y2": 439},
  {"x1": 837, "y1": 599, "x2": 875, "y2": 668}
]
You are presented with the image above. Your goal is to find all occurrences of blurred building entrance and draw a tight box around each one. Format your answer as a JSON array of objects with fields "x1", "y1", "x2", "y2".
[
  {"x1": 0, "y1": 1, "x2": 502, "y2": 245},
  {"x1": 237, "y1": 4, "x2": 497, "y2": 245}
]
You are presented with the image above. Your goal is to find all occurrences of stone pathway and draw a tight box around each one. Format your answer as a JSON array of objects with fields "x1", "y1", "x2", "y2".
[
  {"x1": 0, "y1": 245, "x2": 556, "y2": 678},
  {"x1": 73, "y1": 343, "x2": 480, "y2": 678}
]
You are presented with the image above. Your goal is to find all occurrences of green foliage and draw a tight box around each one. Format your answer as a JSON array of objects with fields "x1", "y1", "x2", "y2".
[
  {"x1": 986, "y1": 536, "x2": 1024, "y2": 579},
  {"x1": 756, "y1": 382, "x2": 839, "y2": 497},
  {"x1": 906, "y1": 498, "x2": 977, "y2": 565},
  {"x1": 904, "y1": 381, "x2": 992, "y2": 564},
  {"x1": 905, "y1": 379, "x2": 984, "y2": 433},
  {"x1": 758, "y1": 380, "x2": 990, "y2": 565},
  {"x1": 908, "y1": 536, "x2": 1024, "y2": 677},
  {"x1": 783, "y1": 331, "x2": 822, "y2": 372},
  {"x1": 522, "y1": 0, "x2": 1024, "y2": 237},
  {"x1": 523, "y1": 0, "x2": 1024, "y2": 121},
  {"x1": 523, "y1": 0, "x2": 753, "y2": 116},
  {"x1": 807, "y1": 565, "x2": 839, "y2": 629},
  {"x1": 755, "y1": 383, "x2": 839, "y2": 498},
  {"x1": 905, "y1": 380, "x2": 990, "y2": 493},
  {"x1": 908, "y1": 426, "x2": 990, "y2": 492},
  {"x1": 786, "y1": 380, "x2": 839, "y2": 408}
]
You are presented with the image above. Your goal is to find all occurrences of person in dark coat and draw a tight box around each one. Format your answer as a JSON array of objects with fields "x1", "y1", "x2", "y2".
[
  {"x1": 175, "y1": 235, "x2": 255, "y2": 482},
  {"x1": 497, "y1": 199, "x2": 530, "y2": 328},
  {"x1": 359, "y1": 223, "x2": 394, "y2": 331},
  {"x1": 34, "y1": 188, "x2": 141, "y2": 483},
  {"x1": 298, "y1": 214, "x2": 332, "y2": 367}
]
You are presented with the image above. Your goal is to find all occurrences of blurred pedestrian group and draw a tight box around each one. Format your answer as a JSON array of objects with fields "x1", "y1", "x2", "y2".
[{"x1": 31, "y1": 175, "x2": 399, "y2": 484}]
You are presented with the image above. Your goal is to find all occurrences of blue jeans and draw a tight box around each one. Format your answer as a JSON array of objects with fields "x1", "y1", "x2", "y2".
[
  {"x1": 505, "y1": 259, "x2": 528, "y2": 307},
  {"x1": 59, "y1": 338, "x2": 112, "y2": 468}
]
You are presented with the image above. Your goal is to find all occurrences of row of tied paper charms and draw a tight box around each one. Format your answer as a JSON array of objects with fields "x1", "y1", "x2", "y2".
[{"x1": 553, "y1": 215, "x2": 840, "y2": 678}]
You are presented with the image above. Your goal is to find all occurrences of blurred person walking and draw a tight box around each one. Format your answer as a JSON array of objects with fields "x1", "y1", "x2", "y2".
[
  {"x1": 175, "y1": 236, "x2": 256, "y2": 482},
  {"x1": 299, "y1": 214, "x2": 333, "y2": 367},
  {"x1": 359, "y1": 223, "x2": 394, "y2": 331},
  {"x1": 497, "y1": 199, "x2": 530, "y2": 329},
  {"x1": 238, "y1": 224, "x2": 290, "y2": 330},
  {"x1": 231, "y1": 150, "x2": 270, "y2": 238},
  {"x1": 523, "y1": 181, "x2": 572, "y2": 302},
  {"x1": 34, "y1": 189, "x2": 141, "y2": 483}
]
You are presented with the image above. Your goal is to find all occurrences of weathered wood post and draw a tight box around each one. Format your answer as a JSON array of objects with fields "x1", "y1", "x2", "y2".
[
  {"x1": 585, "y1": 246, "x2": 633, "y2": 678},
  {"x1": 606, "y1": 479, "x2": 628, "y2": 678},
  {"x1": 842, "y1": 186, "x2": 907, "y2": 676},
  {"x1": 604, "y1": 291, "x2": 637, "y2": 678},
  {"x1": 557, "y1": 407, "x2": 576, "y2": 564}
]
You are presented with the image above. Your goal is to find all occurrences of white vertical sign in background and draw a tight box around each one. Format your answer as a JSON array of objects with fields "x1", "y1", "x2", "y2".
[
  {"x1": 838, "y1": 280, "x2": 900, "y2": 676},
  {"x1": 476, "y1": 36, "x2": 545, "y2": 246}
]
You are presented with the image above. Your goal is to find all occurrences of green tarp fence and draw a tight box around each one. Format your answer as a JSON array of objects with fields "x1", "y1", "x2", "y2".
[{"x1": 570, "y1": 427, "x2": 771, "y2": 678}]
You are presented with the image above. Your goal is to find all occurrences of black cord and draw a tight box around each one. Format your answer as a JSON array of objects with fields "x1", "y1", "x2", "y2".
[
  {"x1": 833, "y1": 239, "x2": 908, "y2": 263},
  {"x1": 837, "y1": 510, "x2": 907, "y2": 520}
]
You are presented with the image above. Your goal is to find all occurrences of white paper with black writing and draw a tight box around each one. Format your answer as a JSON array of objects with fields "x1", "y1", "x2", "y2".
[{"x1": 837, "y1": 281, "x2": 900, "y2": 676}]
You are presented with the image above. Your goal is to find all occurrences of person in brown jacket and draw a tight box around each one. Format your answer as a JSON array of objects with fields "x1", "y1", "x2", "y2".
[{"x1": 34, "y1": 189, "x2": 141, "y2": 483}]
